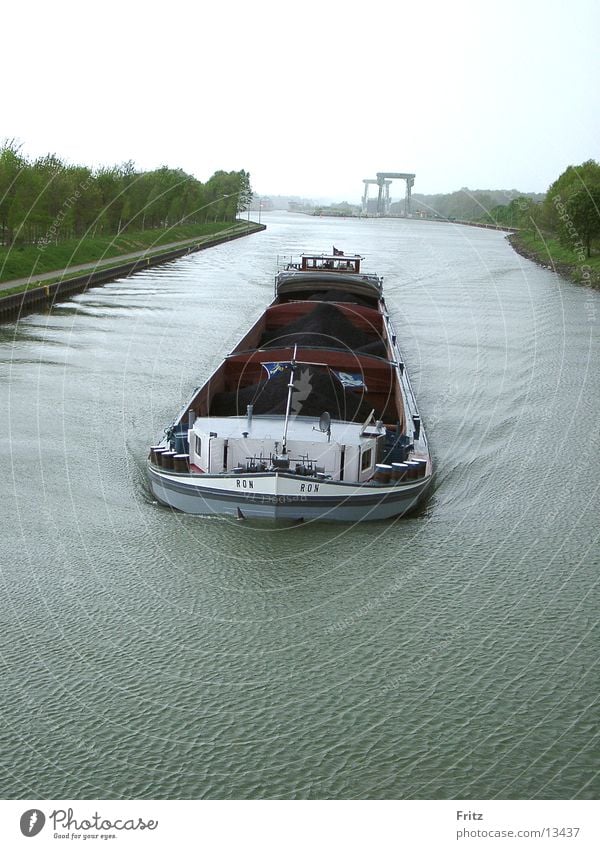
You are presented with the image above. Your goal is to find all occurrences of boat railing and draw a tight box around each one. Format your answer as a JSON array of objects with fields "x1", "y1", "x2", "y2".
[
  {"x1": 276, "y1": 254, "x2": 366, "y2": 272},
  {"x1": 242, "y1": 454, "x2": 324, "y2": 475},
  {"x1": 276, "y1": 255, "x2": 302, "y2": 271}
]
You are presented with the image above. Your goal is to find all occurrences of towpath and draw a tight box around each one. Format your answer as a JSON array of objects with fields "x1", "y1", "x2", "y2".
[{"x1": 0, "y1": 224, "x2": 246, "y2": 293}]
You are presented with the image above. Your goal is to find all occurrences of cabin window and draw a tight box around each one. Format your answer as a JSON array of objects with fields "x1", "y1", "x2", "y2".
[
  {"x1": 361, "y1": 448, "x2": 372, "y2": 471},
  {"x1": 195, "y1": 435, "x2": 202, "y2": 457}
]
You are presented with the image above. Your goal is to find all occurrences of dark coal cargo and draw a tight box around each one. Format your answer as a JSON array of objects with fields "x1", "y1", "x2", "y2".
[
  {"x1": 210, "y1": 365, "x2": 377, "y2": 420},
  {"x1": 260, "y1": 302, "x2": 387, "y2": 356}
]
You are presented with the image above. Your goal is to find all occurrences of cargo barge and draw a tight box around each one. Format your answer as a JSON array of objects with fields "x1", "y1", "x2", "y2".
[{"x1": 148, "y1": 251, "x2": 433, "y2": 521}]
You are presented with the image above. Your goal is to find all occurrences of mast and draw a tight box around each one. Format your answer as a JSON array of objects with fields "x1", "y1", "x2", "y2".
[{"x1": 281, "y1": 344, "x2": 298, "y2": 455}]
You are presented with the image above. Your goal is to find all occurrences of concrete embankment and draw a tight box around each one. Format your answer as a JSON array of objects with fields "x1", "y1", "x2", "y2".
[
  {"x1": 452, "y1": 219, "x2": 518, "y2": 232},
  {"x1": 411, "y1": 216, "x2": 516, "y2": 232},
  {"x1": 0, "y1": 222, "x2": 266, "y2": 322}
]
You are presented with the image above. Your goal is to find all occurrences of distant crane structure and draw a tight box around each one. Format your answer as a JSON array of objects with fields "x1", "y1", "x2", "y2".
[
  {"x1": 361, "y1": 179, "x2": 378, "y2": 213},
  {"x1": 362, "y1": 179, "x2": 391, "y2": 214},
  {"x1": 362, "y1": 171, "x2": 416, "y2": 216}
]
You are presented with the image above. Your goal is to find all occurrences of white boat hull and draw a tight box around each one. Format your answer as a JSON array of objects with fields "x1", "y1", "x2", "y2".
[{"x1": 148, "y1": 466, "x2": 433, "y2": 522}]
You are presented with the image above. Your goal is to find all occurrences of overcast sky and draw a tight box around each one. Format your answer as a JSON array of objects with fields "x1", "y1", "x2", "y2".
[{"x1": 4, "y1": 0, "x2": 599, "y2": 201}]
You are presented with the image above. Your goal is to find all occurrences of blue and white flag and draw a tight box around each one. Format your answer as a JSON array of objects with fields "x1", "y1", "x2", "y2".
[
  {"x1": 261, "y1": 361, "x2": 291, "y2": 379},
  {"x1": 332, "y1": 370, "x2": 367, "y2": 391}
]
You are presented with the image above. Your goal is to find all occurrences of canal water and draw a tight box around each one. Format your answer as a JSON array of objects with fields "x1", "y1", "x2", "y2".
[{"x1": 1, "y1": 213, "x2": 598, "y2": 799}]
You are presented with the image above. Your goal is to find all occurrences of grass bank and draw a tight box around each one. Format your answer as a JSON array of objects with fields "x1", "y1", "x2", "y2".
[
  {"x1": 0, "y1": 259, "x2": 145, "y2": 299},
  {"x1": 0, "y1": 221, "x2": 236, "y2": 285},
  {"x1": 0, "y1": 222, "x2": 266, "y2": 321},
  {"x1": 508, "y1": 230, "x2": 600, "y2": 288}
]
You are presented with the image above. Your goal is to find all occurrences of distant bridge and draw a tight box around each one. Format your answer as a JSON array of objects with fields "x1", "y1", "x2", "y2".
[{"x1": 362, "y1": 171, "x2": 416, "y2": 215}]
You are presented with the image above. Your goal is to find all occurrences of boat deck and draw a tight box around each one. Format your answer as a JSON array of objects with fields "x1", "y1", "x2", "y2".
[{"x1": 192, "y1": 414, "x2": 371, "y2": 446}]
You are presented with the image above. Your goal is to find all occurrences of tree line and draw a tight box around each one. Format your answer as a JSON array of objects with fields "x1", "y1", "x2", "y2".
[
  {"x1": 0, "y1": 141, "x2": 252, "y2": 247},
  {"x1": 397, "y1": 188, "x2": 545, "y2": 221},
  {"x1": 489, "y1": 159, "x2": 600, "y2": 257}
]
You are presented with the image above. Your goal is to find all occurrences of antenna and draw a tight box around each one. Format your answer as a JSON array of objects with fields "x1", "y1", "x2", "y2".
[
  {"x1": 313, "y1": 411, "x2": 332, "y2": 442},
  {"x1": 320, "y1": 411, "x2": 331, "y2": 442},
  {"x1": 318, "y1": 411, "x2": 331, "y2": 433},
  {"x1": 359, "y1": 409, "x2": 376, "y2": 436}
]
